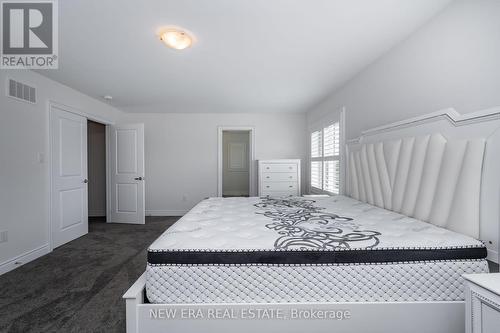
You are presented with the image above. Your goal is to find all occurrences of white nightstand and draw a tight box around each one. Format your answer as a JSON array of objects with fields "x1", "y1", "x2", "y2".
[{"x1": 464, "y1": 273, "x2": 500, "y2": 333}]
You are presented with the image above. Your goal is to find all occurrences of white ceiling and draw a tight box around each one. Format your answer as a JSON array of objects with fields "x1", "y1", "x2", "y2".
[{"x1": 38, "y1": 0, "x2": 453, "y2": 113}]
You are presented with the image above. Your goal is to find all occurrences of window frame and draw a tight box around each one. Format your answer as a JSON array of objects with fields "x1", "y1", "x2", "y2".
[{"x1": 308, "y1": 108, "x2": 345, "y2": 196}]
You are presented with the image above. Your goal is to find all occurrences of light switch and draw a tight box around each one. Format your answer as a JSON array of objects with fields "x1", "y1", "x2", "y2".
[
  {"x1": 0, "y1": 230, "x2": 7, "y2": 243},
  {"x1": 38, "y1": 152, "x2": 45, "y2": 164}
]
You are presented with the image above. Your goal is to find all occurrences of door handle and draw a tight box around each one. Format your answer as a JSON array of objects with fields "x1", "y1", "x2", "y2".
[
  {"x1": 134, "y1": 177, "x2": 144, "y2": 181},
  {"x1": 83, "y1": 179, "x2": 88, "y2": 184}
]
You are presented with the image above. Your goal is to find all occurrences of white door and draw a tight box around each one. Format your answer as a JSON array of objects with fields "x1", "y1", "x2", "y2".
[
  {"x1": 51, "y1": 107, "x2": 88, "y2": 248},
  {"x1": 108, "y1": 124, "x2": 145, "y2": 224}
]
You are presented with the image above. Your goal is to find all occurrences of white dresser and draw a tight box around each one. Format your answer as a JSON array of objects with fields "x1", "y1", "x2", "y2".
[
  {"x1": 258, "y1": 159, "x2": 301, "y2": 197},
  {"x1": 464, "y1": 273, "x2": 500, "y2": 333}
]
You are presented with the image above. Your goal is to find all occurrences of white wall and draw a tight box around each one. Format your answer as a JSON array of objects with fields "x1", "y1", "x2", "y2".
[
  {"x1": 307, "y1": 0, "x2": 500, "y2": 139},
  {"x1": 118, "y1": 113, "x2": 307, "y2": 215},
  {"x1": 223, "y1": 131, "x2": 250, "y2": 197},
  {"x1": 0, "y1": 70, "x2": 122, "y2": 274},
  {"x1": 87, "y1": 121, "x2": 107, "y2": 217}
]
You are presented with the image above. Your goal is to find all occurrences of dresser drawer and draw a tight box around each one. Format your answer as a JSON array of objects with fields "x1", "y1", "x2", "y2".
[
  {"x1": 262, "y1": 172, "x2": 297, "y2": 182},
  {"x1": 261, "y1": 163, "x2": 297, "y2": 173},
  {"x1": 261, "y1": 181, "x2": 297, "y2": 192},
  {"x1": 260, "y1": 191, "x2": 296, "y2": 197}
]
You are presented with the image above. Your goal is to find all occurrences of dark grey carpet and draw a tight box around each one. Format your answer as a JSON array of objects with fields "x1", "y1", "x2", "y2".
[{"x1": 0, "y1": 217, "x2": 178, "y2": 333}]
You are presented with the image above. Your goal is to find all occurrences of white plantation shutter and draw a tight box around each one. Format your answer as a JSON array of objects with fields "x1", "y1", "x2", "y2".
[
  {"x1": 310, "y1": 122, "x2": 341, "y2": 194},
  {"x1": 310, "y1": 161, "x2": 322, "y2": 189},
  {"x1": 311, "y1": 130, "x2": 322, "y2": 158},
  {"x1": 323, "y1": 160, "x2": 340, "y2": 193},
  {"x1": 323, "y1": 123, "x2": 340, "y2": 157}
]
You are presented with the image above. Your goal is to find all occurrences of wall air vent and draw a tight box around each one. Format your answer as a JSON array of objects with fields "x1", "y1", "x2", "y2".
[{"x1": 7, "y1": 78, "x2": 36, "y2": 104}]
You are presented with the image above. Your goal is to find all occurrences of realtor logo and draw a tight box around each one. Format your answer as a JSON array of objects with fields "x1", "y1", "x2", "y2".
[{"x1": 1, "y1": 0, "x2": 58, "y2": 68}]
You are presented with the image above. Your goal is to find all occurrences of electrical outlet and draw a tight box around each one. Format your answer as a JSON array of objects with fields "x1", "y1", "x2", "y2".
[{"x1": 0, "y1": 230, "x2": 7, "y2": 243}]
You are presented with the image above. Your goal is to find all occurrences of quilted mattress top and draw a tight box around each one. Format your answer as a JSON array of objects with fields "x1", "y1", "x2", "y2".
[{"x1": 148, "y1": 196, "x2": 486, "y2": 265}]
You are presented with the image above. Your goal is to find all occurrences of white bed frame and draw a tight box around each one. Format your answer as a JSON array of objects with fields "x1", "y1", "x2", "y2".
[{"x1": 124, "y1": 107, "x2": 500, "y2": 333}]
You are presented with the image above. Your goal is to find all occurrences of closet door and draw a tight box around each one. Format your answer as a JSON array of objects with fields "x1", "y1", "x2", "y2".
[{"x1": 51, "y1": 107, "x2": 88, "y2": 248}]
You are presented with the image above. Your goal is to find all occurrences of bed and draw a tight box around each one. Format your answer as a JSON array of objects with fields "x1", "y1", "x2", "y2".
[
  {"x1": 146, "y1": 195, "x2": 488, "y2": 304},
  {"x1": 124, "y1": 107, "x2": 500, "y2": 333}
]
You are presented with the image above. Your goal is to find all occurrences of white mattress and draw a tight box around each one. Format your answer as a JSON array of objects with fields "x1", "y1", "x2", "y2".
[{"x1": 146, "y1": 195, "x2": 488, "y2": 304}]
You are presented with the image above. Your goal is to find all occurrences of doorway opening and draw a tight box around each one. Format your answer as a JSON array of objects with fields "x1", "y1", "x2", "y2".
[
  {"x1": 50, "y1": 102, "x2": 145, "y2": 250},
  {"x1": 221, "y1": 130, "x2": 251, "y2": 197},
  {"x1": 87, "y1": 120, "x2": 107, "y2": 223}
]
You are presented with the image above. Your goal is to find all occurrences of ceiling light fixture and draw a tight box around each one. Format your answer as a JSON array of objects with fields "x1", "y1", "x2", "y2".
[
  {"x1": 103, "y1": 95, "x2": 113, "y2": 100},
  {"x1": 158, "y1": 27, "x2": 194, "y2": 50}
]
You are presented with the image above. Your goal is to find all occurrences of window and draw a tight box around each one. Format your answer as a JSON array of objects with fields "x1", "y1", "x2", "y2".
[{"x1": 310, "y1": 122, "x2": 340, "y2": 194}]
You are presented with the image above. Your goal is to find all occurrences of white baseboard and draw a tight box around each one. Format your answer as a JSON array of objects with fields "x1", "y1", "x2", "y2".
[
  {"x1": 146, "y1": 210, "x2": 188, "y2": 217},
  {"x1": 487, "y1": 248, "x2": 499, "y2": 264},
  {"x1": 0, "y1": 244, "x2": 51, "y2": 276}
]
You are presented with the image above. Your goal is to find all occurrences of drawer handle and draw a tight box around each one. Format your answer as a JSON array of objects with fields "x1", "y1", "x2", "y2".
[
  {"x1": 289, "y1": 185, "x2": 293, "y2": 188},
  {"x1": 266, "y1": 186, "x2": 270, "y2": 188},
  {"x1": 266, "y1": 176, "x2": 270, "y2": 179},
  {"x1": 289, "y1": 176, "x2": 292, "y2": 179},
  {"x1": 289, "y1": 167, "x2": 292, "y2": 169},
  {"x1": 266, "y1": 167, "x2": 270, "y2": 169}
]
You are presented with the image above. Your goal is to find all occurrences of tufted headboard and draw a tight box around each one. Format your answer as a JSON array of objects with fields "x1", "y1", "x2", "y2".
[{"x1": 345, "y1": 108, "x2": 500, "y2": 263}]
